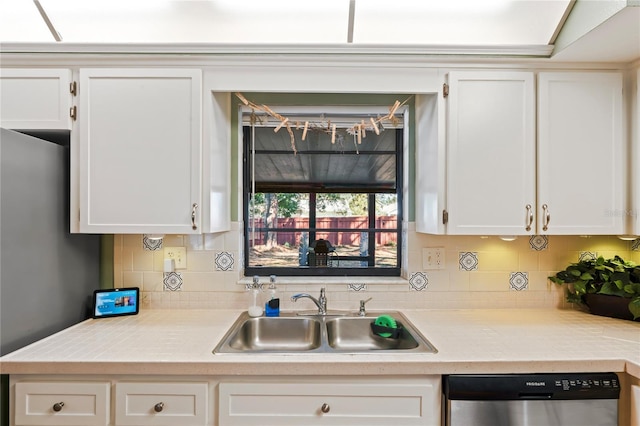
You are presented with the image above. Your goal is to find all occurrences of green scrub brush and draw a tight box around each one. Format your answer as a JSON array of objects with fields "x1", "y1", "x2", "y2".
[{"x1": 371, "y1": 314, "x2": 401, "y2": 339}]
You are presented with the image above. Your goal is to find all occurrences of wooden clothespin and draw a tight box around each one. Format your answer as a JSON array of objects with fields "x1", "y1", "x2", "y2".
[
  {"x1": 274, "y1": 117, "x2": 289, "y2": 133},
  {"x1": 370, "y1": 117, "x2": 380, "y2": 135}
]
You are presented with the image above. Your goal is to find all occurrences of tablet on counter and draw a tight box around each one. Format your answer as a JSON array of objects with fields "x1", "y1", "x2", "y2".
[{"x1": 92, "y1": 287, "x2": 139, "y2": 318}]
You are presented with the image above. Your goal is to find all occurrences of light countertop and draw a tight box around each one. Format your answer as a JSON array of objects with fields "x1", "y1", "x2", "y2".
[{"x1": 1, "y1": 309, "x2": 639, "y2": 378}]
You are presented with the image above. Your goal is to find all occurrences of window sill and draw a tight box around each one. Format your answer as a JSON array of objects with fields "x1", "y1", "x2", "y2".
[{"x1": 237, "y1": 276, "x2": 408, "y2": 286}]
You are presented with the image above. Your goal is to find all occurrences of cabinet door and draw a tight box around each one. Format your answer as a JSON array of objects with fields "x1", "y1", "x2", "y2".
[
  {"x1": 538, "y1": 72, "x2": 624, "y2": 235},
  {"x1": 219, "y1": 379, "x2": 440, "y2": 425},
  {"x1": 77, "y1": 68, "x2": 202, "y2": 233},
  {"x1": 14, "y1": 381, "x2": 110, "y2": 426},
  {"x1": 0, "y1": 69, "x2": 73, "y2": 130},
  {"x1": 115, "y1": 382, "x2": 208, "y2": 426},
  {"x1": 445, "y1": 71, "x2": 536, "y2": 234}
]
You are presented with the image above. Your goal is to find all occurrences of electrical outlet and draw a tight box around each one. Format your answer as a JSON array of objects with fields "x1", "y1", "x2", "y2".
[
  {"x1": 422, "y1": 247, "x2": 445, "y2": 270},
  {"x1": 164, "y1": 246, "x2": 187, "y2": 269}
]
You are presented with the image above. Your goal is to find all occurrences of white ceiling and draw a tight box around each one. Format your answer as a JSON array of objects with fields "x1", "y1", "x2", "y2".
[
  {"x1": 550, "y1": 4, "x2": 640, "y2": 62},
  {"x1": 1, "y1": 0, "x2": 571, "y2": 45}
]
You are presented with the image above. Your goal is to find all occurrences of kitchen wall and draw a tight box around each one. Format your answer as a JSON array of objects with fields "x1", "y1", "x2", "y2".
[{"x1": 114, "y1": 227, "x2": 640, "y2": 311}]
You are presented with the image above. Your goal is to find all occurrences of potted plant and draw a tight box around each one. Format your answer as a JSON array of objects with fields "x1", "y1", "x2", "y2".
[{"x1": 549, "y1": 255, "x2": 640, "y2": 321}]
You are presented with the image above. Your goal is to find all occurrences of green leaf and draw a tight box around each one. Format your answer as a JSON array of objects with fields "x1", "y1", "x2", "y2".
[
  {"x1": 573, "y1": 281, "x2": 587, "y2": 295},
  {"x1": 624, "y1": 283, "x2": 640, "y2": 296},
  {"x1": 614, "y1": 279, "x2": 625, "y2": 290},
  {"x1": 580, "y1": 272, "x2": 594, "y2": 280},
  {"x1": 599, "y1": 282, "x2": 625, "y2": 297},
  {"x1": 569, "y1": 269, "x2": 582, "y2": 277},
  {"x1": 629, "y1": 298, "x2": 640, "y2": 320}
]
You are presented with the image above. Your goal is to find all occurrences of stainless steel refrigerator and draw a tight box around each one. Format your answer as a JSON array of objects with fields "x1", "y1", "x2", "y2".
[{"x1": 1, "y1": 128, "x2": 101, "y2": 355}]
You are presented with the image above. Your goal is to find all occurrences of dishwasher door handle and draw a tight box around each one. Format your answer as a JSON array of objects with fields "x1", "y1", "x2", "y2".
[{"x1": 518, "y1": 393, "x2": 553, "y2": 399}]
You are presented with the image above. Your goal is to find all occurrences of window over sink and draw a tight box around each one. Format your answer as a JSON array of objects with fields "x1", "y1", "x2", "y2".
[{"x1": 242, "y1": 105, "x2": 405, "y2": 277}]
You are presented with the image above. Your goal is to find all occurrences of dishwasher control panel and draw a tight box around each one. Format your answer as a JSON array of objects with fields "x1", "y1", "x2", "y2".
[
  {"x1": 554, "y1": 376, "x2": 619, "y2": 392},
  {"x1": 445, "y1": 372, "x2": 620, "y2": 400}
]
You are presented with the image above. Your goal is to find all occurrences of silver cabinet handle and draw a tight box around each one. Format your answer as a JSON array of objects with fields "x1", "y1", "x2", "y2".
[
  {"x1": 542, "y1": 204, "x2": 550, "y2": 232},
  {"x1": 154, "y1": 402, "x2": 164, "y2": 413},
  {"x1": 191, "y1": 203, "x2": 198, "y2": 230},
  {"x1": 52, "y1": 402, "x2": 64, "y2": 412},
  {"x1": 321, "y1": 403, "x2": 330, "y2": 413},
  {"x1": 525, "y1": 204, "x2": 533, "y2": 231}
]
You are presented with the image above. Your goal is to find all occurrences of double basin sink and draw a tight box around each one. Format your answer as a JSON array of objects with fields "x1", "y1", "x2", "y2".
[{"x1": 213, "y1": 311, "x2": 437, "y2": 354}]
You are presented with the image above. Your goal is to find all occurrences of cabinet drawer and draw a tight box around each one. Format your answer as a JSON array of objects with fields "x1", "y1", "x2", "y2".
[
  {"x1": 14, "y1": 381, "x2": 110, "y2": 426},
  {"x1": 115, "y1": 382, "x2": 208, "y2": 426},
  {"x1": 219, "y1": 381, "x2": 439, "y2": 425}
]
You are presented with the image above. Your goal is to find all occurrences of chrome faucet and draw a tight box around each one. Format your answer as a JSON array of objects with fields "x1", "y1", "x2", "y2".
[
  {"x1": 291, "y1": 287, "x2": 327, "y2": 315},
  {"x1": 359, "y1": 297, "x2": 372, "y2": 316}
]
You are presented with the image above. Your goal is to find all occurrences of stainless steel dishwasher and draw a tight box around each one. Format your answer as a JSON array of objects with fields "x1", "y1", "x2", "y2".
[{"x1": 443, "y1": 373, "x2": 620, "y2": 426}]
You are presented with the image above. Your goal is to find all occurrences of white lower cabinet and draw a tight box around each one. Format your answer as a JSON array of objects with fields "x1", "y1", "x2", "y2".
[
  {"x1": 114, "y1": 382, "x2": 208, "y2": 426},
  {"x1": 14, "y1": 381, "x2": 110, "y2": 426},
  {"x1": 11, "y1": 376, "x2": 440, "y2": 426},
  {"x1": 218, "y1": 377, "x2": 441, "y2": 426}
]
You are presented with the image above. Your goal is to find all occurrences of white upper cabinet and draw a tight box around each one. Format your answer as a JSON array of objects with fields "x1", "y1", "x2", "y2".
[
  {"x1": 76, "y1": 69, "x2": 202, "y2": 234},
  {"x1": 0, "y1": 68, "x2": 73, "y2": 130},
  {"x1": 538, "y1": 71, "x2": 624, "y2": 235},
  {"x1": 418, "y1": 70, "x2": 626, "y2": 235},
  {"x1": 444, "y1": 71, "x2": 536, "y2": 235}
]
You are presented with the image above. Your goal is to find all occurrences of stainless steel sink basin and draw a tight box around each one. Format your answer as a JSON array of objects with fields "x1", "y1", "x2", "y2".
[
  {"x1": 214, "y1": 311, "x2": 437, "y2": 354},
  {"x1": 218, "y1": 314, "x2": 322, "y2": 353},
  {"x1": 326, "y1": 316, "x2": 420, "y2": 351}
]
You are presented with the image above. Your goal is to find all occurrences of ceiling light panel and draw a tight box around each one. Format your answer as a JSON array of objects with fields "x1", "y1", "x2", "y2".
[
  {"x1": 32, "y1": 0, "x2": 349, "y2": 43},
  {"x1": 353, "y1": 0, "x2": 572, "y2": 45},
  {"x1": 0, "y1": 0, "x2": 55, "y2": 42}
]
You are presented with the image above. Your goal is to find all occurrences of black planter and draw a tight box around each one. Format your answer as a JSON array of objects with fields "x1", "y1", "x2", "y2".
[{"x1": 583, "y1": 293, "x2": 638, "y2": 321}]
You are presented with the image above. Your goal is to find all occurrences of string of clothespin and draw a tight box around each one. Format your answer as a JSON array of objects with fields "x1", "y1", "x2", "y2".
[{"x1": 234, "y1": 92, "x2": 412, "y2": 152}]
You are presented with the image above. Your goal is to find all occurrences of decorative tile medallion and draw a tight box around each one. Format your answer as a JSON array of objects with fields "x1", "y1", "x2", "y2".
[
  {"x1": 143, "y1": 235, "x2": 163, "y2": 251},
  {"x1": 509, "y1": 272, "x2": 529, "y2": 291},
  {"x1": 215, "y1": 251, "x2": 234, "y2": 271},
  {"x1": 163, "y1": 272, "x2": 183, "y2": 291},
  {"x1": 348, "y1": 283, "x2": 367, "y2": 292},
  {"x1": 579, "y1": 251, "x2": 597, "y2": 262},
  {"x1": 529, "y1": 235, "x2": 548, "y2": 251},
  {"x1": 459, "y1": 252, "x2": 478, "y2": 271},
  {"x1": 409, "y1": 272, "x2": 428, "y2": 291},
  {"x1": 632, "y1": 239, "x2": 640, "y2": 251}
]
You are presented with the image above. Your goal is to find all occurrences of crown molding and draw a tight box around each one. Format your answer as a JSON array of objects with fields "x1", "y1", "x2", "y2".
[{"x1": 0, "y1": 42, "x2": 554, "y2": 57}]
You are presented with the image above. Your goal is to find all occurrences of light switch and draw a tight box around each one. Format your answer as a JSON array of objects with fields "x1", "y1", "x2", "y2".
[
  {"x1": 164, "y1": 246, "x2": 187, "y2": 269},
  {"x1": 164, "y1": 258, "x2": 175, "y2": 273}
]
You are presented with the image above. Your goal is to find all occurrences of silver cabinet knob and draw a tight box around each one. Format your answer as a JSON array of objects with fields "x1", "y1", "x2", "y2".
[
  {"x1": 542, "y1": 204, "x2": 550, "y2": 231},
  {"x1": 52, "y1": 402, "x2": 64, "y2": 412},
  {"x1": 191, "y1": 203, "x2": 198, "y2": 230},
  {"x1": 525, "y1": 204, "x2": 533, "y2": 231},
  {"x1": 154, "y1": 402, "x2": 164, "y2": 413},
  {"x1": 321, "y1": 403, "x2": 330, "y2": 413}
]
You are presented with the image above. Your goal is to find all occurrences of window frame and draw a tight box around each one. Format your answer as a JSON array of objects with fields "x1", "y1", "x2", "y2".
[{"x1": 241, "y1": 106, "x2": 405, "y2": 277}]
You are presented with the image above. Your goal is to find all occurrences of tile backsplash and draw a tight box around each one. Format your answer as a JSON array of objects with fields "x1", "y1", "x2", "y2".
[{"x1": 114, "y1": 223, "x2": 640, "y2": 312}]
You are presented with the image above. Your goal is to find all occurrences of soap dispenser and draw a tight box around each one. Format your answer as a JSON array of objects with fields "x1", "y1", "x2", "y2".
[
  {"x1": 248, "y1": 275, "x2": 263, "y2": 317},
  {"x1": 264, "y1": 275, "x2": 280, "y2": 317}
]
